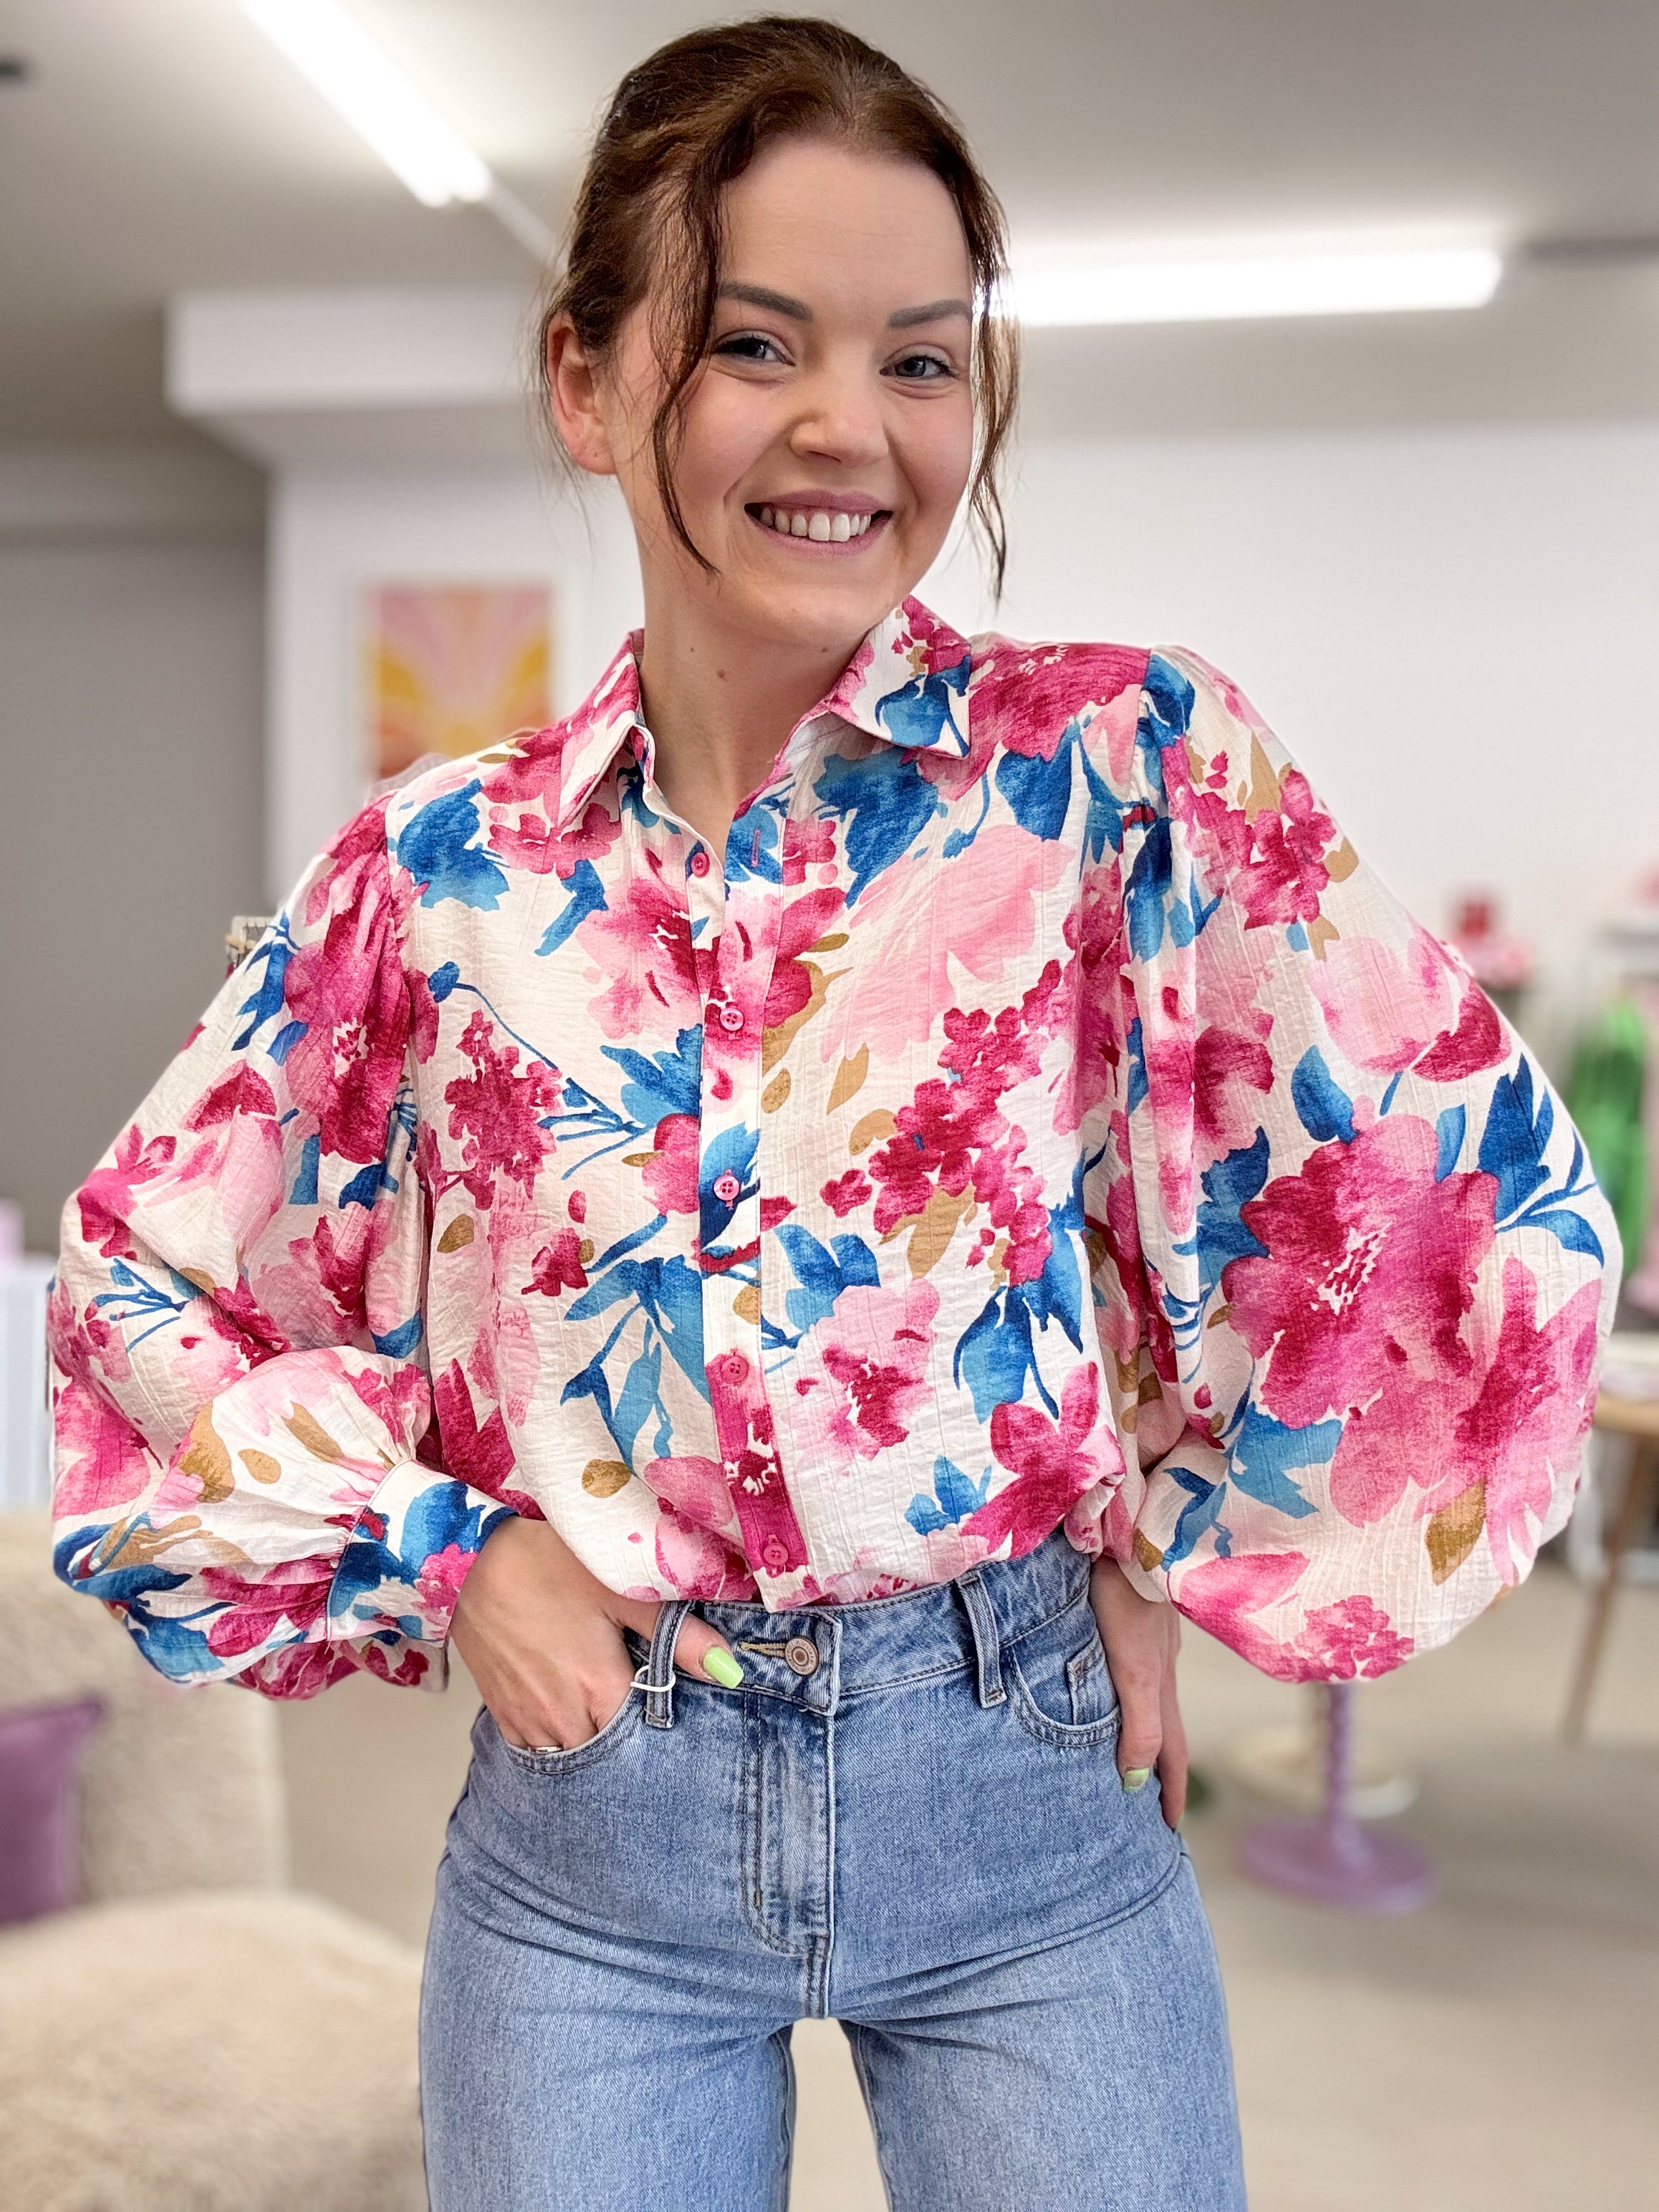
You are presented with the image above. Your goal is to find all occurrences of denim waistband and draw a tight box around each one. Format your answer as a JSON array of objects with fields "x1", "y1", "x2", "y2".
[{"x1": 638, "y1": 1530, "x2": 1094, "y2": 1728}]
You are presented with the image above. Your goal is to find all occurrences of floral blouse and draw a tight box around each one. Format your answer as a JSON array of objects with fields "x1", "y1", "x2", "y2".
[{"x1": 49, "y1": 599, "x2": 1617, "y2": 1698}]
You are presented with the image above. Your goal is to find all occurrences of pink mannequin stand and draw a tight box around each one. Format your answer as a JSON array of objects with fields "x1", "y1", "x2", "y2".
[{"x1": 1237, "y1": 1679, "x2": 1436, "y2": 1913}]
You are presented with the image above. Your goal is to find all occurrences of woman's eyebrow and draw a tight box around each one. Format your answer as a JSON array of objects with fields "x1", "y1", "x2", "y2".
[
  {"x1": 718, "y1": 282, "x2": 812, "y2": 320},
  {"x1": 888, "y1": 298, "x2": 972, "y2": 328}
]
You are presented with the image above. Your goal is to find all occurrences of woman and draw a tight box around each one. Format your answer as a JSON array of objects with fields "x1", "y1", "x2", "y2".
[{"x1": 49, "y1": 19, "x2": 1616, "y2": 2210}]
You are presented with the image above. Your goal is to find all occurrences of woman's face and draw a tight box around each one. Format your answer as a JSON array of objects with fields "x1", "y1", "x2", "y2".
[{"x1": 562, "y1": 135, "x2": 978, "y2": 657}]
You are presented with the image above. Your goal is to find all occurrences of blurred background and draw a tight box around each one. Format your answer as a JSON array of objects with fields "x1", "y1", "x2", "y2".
[{"x1": 0, "y1": 5, "x2": 1655, "y2": 2208}]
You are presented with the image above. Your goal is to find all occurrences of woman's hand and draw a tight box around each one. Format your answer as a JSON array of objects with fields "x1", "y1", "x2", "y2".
[
  {"x1": 1089, "y1": 1555, "x2": 1186, "y2": 1829},
  {"x1": 449, "y1": 1515, "x2": 742, "y2": 1750}
]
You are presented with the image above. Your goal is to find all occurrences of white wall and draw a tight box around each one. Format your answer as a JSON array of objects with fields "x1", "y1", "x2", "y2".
[
  {"x1": 270, "y1": 419, "x2": 1659, "y2": 1066},
  {"x1": 0, "y1": 443, "x2": 266, "y2": 1249}
]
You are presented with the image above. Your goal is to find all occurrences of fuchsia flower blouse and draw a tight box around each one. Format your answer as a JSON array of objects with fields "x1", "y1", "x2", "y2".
[{"x1": 49, "y1": 600, "x2": 1617, "y2": 1697}]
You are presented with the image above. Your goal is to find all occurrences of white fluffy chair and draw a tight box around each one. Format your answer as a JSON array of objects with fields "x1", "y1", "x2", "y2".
[{"x1": 0, "y1": 1514, "x2": 427, "y2": 2211}]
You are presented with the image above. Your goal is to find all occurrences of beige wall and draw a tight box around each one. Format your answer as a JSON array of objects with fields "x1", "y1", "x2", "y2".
[{"x1": 0, "y1": 446, "x2": 266, "y2": 1251}]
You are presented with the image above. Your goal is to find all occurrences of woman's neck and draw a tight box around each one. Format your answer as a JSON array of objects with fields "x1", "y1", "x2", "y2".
[{"x1": 636, "y1": 589, "x2": 865, "y2": 860}]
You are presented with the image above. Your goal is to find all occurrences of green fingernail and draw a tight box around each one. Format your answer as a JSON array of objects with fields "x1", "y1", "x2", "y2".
[
  {"x1": 702, "y1": 1648, "x2": 744, "y2": 1688},
  {"x1": 1122, "y1": 1766, "x2": 1153, "y2": 1792}
]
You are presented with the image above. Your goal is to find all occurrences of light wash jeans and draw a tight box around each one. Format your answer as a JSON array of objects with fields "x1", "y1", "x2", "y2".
[{"x1": 420, "y1": 1531, "x2": 1244, "y2": 2210}]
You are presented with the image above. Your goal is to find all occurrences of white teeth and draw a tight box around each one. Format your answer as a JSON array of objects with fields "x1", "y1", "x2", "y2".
[{"x1": 756, "y1": 505, "x2": 877, "y2": 540}]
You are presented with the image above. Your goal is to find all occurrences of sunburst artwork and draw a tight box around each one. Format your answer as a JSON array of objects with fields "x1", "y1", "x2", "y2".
[{"x1": 365, "y1": 582, "x2": 554, "y2": 782}]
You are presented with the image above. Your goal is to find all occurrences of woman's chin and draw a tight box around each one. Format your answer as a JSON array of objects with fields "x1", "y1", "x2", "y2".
[{"x1": 720, "y1": 558, "x2": 917, "y2": 653}]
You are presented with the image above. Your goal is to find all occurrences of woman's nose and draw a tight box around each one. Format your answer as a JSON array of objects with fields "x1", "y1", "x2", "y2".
[{"x1": 787, "y1": 367, "x2": 888, "y2": 469}]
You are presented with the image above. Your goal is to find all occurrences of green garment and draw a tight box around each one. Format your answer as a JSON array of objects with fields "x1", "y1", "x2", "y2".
[{"x1": 1567, "y1": 997, "x2": 1648, "y2": 1273}]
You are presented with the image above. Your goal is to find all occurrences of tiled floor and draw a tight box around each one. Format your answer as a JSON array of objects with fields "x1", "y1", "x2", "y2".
[{"x1": 280, "y1": 1564, "x2": 1658, "y2": 2208}]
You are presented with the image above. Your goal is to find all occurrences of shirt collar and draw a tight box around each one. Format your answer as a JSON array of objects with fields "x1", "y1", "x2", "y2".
[{"x1": 544, "y1": 596, "x2": 974, "y2": 835}]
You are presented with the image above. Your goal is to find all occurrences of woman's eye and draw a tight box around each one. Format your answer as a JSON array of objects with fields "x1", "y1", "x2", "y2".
[
  {"x1": 887, "y1": 351, "x2": 956, "y2": 383},
  {"x1": 712, "y1": 331, "x2": 789, "y2": 365}
]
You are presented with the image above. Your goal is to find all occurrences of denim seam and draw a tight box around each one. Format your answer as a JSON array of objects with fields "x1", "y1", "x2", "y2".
[
  {"x1": 811, "y1": 1710, "x2": 837, "y2": 2019},
  {"x1": 1000, "y1": 1586, "x2": 1092, "y2": 1656},
  {"x1": 833, "y1": 1657, "x2": 971, "y2": 1700},
  {"x1": 843, "y1": 2023, "x2": 902, "y2": 2211},
  {"x1": 741, "y1": 1696, "x2": 806, "y2": 1961},
  {"x1": 770, "y1": 2025, "x2": 796, "y2": 2212}
]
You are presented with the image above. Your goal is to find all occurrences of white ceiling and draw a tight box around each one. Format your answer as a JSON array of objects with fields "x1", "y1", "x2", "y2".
[{"x1": 4, "y1": 0, "x2": 1659, "y2": 446}]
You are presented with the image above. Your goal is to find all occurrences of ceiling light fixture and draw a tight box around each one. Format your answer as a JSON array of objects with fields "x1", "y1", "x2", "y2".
[
  {"x1": 1011, "y1": 241, "x2": 1504, "y2": 327},
  {"x1": 237, "y1": 0, "x2": 550, "y2": 254}
]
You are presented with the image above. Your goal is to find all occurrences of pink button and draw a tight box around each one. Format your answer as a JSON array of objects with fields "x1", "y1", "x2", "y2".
[
  {"x1": 689, "y1": 849, "x2": 711, "y2": 878},
  {"x1": 718, "y1": 1004, "x2": 745, "y2": 1033},
  {"x1": 713, "y1": 1171, "x2": 741, "y2": 1204}
]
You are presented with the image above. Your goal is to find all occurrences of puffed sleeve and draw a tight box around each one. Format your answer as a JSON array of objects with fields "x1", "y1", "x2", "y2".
[
  {"x1": 1095, "y1": 646, "x2": 1618, "y2": 1679},
  {"x1": 47, "y1": 801, "x2": 514, "y2": 1697}
]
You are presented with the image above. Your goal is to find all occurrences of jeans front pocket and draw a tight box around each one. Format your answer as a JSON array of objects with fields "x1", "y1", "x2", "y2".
[
  {"x1": 491, "y1": 1688, "x2": 645, "y2": 1778},
  {"x1": 1006, "y1": 1592, "x2": 1122, "y2": 1750}
]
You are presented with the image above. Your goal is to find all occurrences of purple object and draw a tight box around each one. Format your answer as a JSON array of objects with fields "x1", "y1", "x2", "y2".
[
  {"x1": 0, "y1": 1696, "x2": 104, "y2": 1927},
  {"x1": 1238, "y1": 1678, "x2": 1436, "y2": 1913}
]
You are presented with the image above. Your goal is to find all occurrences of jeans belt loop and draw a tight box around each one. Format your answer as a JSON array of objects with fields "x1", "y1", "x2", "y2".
[
  {"x1": 641, "y1": 1599, "x2": 693, "y2": 1728},
  {"x1": 955, "y1": 1569, "x2": 1006, "y2": 1708}
]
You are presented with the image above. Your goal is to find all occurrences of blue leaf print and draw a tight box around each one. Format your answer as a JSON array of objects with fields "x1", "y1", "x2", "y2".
[
  {"x1": 1125, "y1": 1015, "x2": 1148, "y2": 1114},
  {"x1": 535, "y1": 858, "x2": 608, "y2": 955},
  {"x1": 267, "y1": 1019, "x2": 306, "y2": 1067},
  {"x1": 232, "y1": 936, "x2": 292, "y2": 1052},
  {"x1": 953, "y1": 1286, "x2": 1056, "y2": 1420},
  {"x1": 339, "y1": 1157, "x2": 394, "y2": 1211},
  {"x1": 1435, "y1": 1104, "x2": 1466, "y2": 1182},
  {"x1": 1227, "y1": 1404, "x2": 1332, "y2": 1518},
  {"x1": 397, "y1": 782, "x2": 509, "y2": 911},
  {"x1": 1291, "y1": 1049, "x2": 1356, "y2": 1144},
  {"x1": 1521, "y1": 1208, "x2": 1605, "y2": 1264},
  {"x1": 1479, "y1": 1057, "x2": 1553, "y2": 1221},
  {"x1": 777, "y1": 1230, "x2": 841, "y2": 1332},
  {"x1": 603, "y1": 1028, "x2": 703, "y2": 1125},
  {"x1": 874, "y1": 655, "x2": 971, "y2": 753},
  {"x1": 1162, "y1": 1468, "x2": 1231, "y2": 1568},
  {"x1": 1123, "y1": 817, "x2": 1173, "y2": 961},
  {"x1": 612, "y1": 1343, "x2": 663, "y2": 1466},
  {"x1": 289, "y1": 1133, "x2": 320, "y2": 1207},
  {"x1": 813, "y1": 747, "x2": 946, "y2": 905},
  {"x1": 1196, "y1": 1130, "x2": 1271, "y2": 1298},
  {"x1": 1078, "y1": 739, "x2": 1127, "y2": 860},
  {"x1": 1023, "y1": 1203, "x2": 1084, "y2": 1350},
  {"x1": 830, "y1": 1233, "x2": 881, "y2": 1288},
  {"x1": 429, "y1": 961, "x2": 461, "y2": 1001},
  {"x1": 904, "y1": 1453, "x2": 992, "y2": 1537},
  {"x1": 372, "y1": 1314, "x2": 423, "y2": 1359},
  {"x1": 56, "y1": 1524, "x2": 188, "y2": 1605},
  {"x1": 699, "y1": 1122, "x2": 760, "y2": 1249},
  {"x1": 941, "y1": 773, "x2": 991, "y2": 860},
  {"x1": 1136, "y1": 654, "x2": 1197, "y2": 797},
  {"x1": 994, "y1": 725, "x2": 1075, "y2": 841},
  {"x1": 776, "y1": 1224, "x2": 875, "y2": 1333},
  {"x1": 723, "y1": 795, "x2": 784, "y2": 884}
]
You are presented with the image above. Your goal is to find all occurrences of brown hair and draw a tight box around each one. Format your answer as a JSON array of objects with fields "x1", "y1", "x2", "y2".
[{"x1": 538, "y1": 16, "x2": 1019, "y2": 594}]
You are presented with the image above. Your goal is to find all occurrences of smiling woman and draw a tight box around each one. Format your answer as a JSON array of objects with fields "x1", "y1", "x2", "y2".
[{"x1": 47, "y1": 14, "x2": 1616, "y2": 2212}]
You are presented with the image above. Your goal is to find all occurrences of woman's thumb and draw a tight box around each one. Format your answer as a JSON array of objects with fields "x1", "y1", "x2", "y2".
[{"x1": 668, "y1": 1611, "x2": 745, "y2": 1689}]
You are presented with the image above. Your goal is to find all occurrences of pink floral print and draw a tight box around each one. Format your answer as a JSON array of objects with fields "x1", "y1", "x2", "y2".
[{"x1": 48, "y1": 602, "x2": 1617, "y2": 1694}]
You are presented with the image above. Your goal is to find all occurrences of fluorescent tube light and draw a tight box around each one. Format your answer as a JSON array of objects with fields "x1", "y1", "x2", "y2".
[
  {"x1": 239, "y1": 0, "x2": 491, "y2": 207},
  {"x1": 1012, "y1": 243, "x2": 1504, "y2": 327}
]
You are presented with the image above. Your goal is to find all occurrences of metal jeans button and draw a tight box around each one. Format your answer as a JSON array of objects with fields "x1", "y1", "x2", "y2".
[{"x1": 784, "y1": 1635, "x2": 819, "y2": 1677}]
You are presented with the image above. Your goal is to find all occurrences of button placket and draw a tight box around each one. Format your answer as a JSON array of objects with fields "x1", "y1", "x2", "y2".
[{"x1": 696, "y1": 778, "x2": 812, "y2": 1599}]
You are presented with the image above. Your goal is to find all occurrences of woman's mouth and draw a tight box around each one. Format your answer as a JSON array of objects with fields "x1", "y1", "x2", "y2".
[{"x1": 746, "y1": 502, "x2": 890, "y2": 549}]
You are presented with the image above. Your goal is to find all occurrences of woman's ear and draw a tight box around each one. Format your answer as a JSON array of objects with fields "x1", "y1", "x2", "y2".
[{"x1": 546, "y1": 319, "x2": 617, "y2": 479}]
